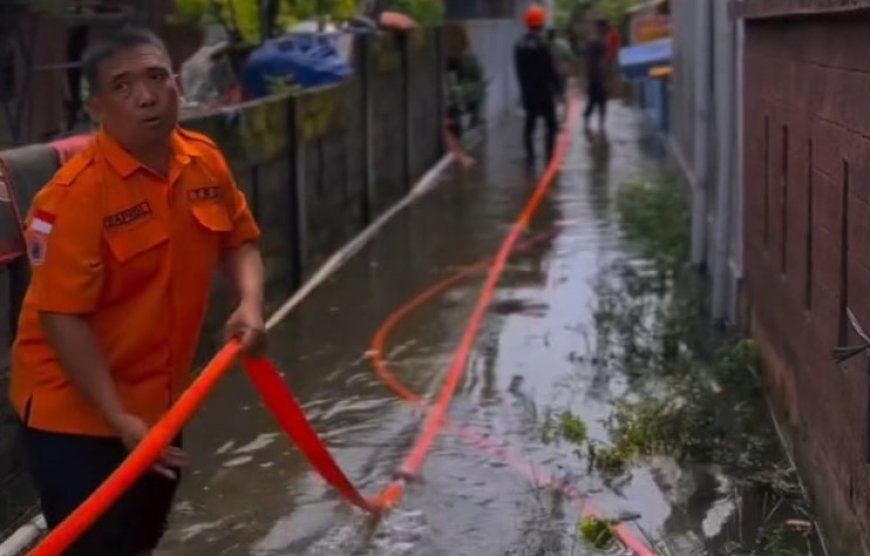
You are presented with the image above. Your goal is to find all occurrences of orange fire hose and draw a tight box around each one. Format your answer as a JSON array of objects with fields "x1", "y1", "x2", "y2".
[
  {"x1": 368, "y1": 233, "x2": 656, "y2": 556},
  {"x1": 372, "y1": 97, "x2": 581, "y2": 508}
]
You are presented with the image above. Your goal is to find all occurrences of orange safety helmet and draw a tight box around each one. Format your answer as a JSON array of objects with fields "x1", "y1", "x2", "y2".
[{"x1": 524, "y1": 5, "x2": 546, "y2": 29}]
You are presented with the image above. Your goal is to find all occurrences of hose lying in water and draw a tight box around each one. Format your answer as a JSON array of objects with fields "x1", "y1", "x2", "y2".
[
  {"x1": 370, "y1": 95, "x2": 581, "y2": 507},
  {"x1": 368, "y1": 232, "x2": 656, "y2": 556},
  {"x1": 366, "y1": 98, "x2": 655, "y2": 555}
]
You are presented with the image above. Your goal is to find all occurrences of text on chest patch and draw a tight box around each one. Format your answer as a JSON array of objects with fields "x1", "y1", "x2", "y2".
[
  {"x1": 188, "y1": 186, "x2": 222, "y2": 202},
  {"x1": 104, "y1": 201, "x2": 152, "y2": 230}
]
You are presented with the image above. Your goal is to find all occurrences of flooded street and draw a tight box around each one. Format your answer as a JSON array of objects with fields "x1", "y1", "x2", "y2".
[{"x1": 156, "y1": 106, "x2": 809, "y2": 556}]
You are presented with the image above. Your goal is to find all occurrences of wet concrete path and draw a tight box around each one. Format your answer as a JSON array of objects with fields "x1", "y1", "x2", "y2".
[{"x1": 157, "y1": 106, "x2": 699, "y2": 556}]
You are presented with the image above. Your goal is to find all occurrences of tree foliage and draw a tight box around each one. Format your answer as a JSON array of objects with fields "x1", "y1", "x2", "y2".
[
  {"x1": 385, "y1": 0, "x2": 444, "y2": 25},
  {"x1": 596, "y1": 0, "x2": 635, "y2": 26},
  {"x1": 554, "y1": 0, "x2": 594, "y2": 27},
  {"x1": 171, "y1": 0, "x2": 356, "y2": 44},
  {"x1": 553, "y1": 0, "x2": 636, "y2": 28}
]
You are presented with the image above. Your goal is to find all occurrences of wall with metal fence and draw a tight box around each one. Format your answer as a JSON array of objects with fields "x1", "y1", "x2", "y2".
[{"x1": 466, "y1": 19, "x2": 523, "y2": 124}]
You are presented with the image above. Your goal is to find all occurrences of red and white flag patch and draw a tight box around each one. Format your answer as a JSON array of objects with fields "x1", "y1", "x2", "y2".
[{"x1": 31, "y1": 210, "x2": 55, "y2": 235}]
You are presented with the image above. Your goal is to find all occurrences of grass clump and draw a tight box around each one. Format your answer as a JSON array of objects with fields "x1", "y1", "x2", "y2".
[
  {"x1": 617, "y1": 175, "x2": 690, "y2": 273},
  {"x1": 559, "y1": 412, "x2": 588, "y2": 445},
  {"x1": 541, "y1": 411, "x2": 589, "y2": 446},
  {"x1": 578, "y1": 516, "x2": 616, "y2": 549}
]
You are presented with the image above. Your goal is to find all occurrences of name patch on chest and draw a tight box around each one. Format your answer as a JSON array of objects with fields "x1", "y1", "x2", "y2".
[
  {"x1": 188, "y1": 186, "x2": 222, "y2": 202},
  {"x1": 104, "y1": 201, "x2": 152, "y2": 230}
]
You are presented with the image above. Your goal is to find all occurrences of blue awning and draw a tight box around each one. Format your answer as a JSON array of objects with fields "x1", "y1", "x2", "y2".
[{"x1": 618, "y1": 38, "x2": 672, "y2": 80}]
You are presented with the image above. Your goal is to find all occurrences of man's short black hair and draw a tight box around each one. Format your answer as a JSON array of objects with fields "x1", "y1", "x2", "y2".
[{"x1": 82, "y1": 27, "x2": 169, "y2": 93}]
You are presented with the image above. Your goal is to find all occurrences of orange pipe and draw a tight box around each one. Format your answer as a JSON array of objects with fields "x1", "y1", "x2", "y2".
[
  {"x1": 369, "y1": 253, "x2": 656, "y2": 555},
  {"x1": 369, "y1": 100, "x2": 656, "y2": 555},
  {"x1": 372, "y1": 97, "x2": 582, "y2": 508},
  {"x1": 28, "y1": 341, "x2": 243, "y2": 556},
  {"x1": 243, "y1": 357, "x2": 378, "y2": 513}
]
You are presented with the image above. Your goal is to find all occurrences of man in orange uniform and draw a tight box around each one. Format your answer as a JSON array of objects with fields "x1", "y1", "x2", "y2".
[{"x1": 9, "y1": 28, "x2": 265, "y2": 555}]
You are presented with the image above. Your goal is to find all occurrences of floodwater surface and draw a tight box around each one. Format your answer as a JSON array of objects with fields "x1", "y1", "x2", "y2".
[{"x1": 156, "y1": 106, "x2": 801, "y2": 556}]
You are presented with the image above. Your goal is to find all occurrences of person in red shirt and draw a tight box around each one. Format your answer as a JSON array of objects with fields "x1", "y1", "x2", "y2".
[
  {"x1": 604, "y1": 22, "x2": 623, "y2": 102},
  {"x1": 605, "y1": 24, "x2": 622, "y2": 63}
]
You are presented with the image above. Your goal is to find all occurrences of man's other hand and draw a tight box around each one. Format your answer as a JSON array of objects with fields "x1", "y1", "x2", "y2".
[
  {"x1": 224, "y1": 300, "x2": 267, "y2": 356},
  {"x1": 113, "y1": 413, "x2": 187, "y2": 480}
]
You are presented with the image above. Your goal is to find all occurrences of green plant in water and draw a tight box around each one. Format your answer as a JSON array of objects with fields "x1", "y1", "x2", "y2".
[
  {"x1": 559, "y1": 412, "x2": 588, "y2": 445},
  {"x1": 540, "y1": 411, "x2": 588, "y2": 446},
  {"x1": 586, "y1": 442, "x2": 629, "y2": 475},
  {"x1": 617, "y1": 175, "x2": 690, "y2": 275},
  {"x1": 578, "y1": 516, "x2": 617, "y2": 549},
  {"x1": 716, "y1": 338, "x2": 762, "y2": 392}
]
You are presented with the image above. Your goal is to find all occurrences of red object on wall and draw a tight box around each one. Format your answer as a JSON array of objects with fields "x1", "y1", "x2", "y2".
[
  {"x1": 0, "y1": 158, "x2": 25, "y2": 264},
  {"x1": 606, "y1": 28, "x2": 622, "y2": 61},
  {"x1": 49, "y1": 134, "x2": 92, "y2": 165}
]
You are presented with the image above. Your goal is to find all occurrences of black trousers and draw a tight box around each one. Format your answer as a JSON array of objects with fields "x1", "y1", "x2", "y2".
[
  {"x1": 585, "y1": 80, "x2": 607, "y2": 123},
  {"x1": 20, "y1": 424, "x2": 180, "y2": 556},
  {"x1": 524, "y1": 100, "x2": 558, "y2": 161}
]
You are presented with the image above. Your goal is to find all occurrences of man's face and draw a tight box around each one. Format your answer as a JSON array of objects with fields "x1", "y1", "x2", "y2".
[{"x1": 89, "y1": 43, "x2": 179, "y2": 152}]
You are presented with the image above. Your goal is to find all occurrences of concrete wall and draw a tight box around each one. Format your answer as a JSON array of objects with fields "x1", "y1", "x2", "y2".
[
  {"x1": 739, "y1": 6, "x2": 870, "y2": 553},
  {"x1": 466, "y1": 19, "x2": 523, "y2": 124},
  {"x1": 445, "y1": 0, "x2": 522, "y2": 20},
  {"x1": 0, "y1": 28, "x2": 445, "y2": 536},
  {"x1": 669, "y1": 0, "x2": 743, "y2": 324}
]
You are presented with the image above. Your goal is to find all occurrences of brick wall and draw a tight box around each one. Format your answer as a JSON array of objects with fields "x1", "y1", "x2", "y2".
[{"x1": 743, "y1": 13, "x2": 870, "y2": 553}]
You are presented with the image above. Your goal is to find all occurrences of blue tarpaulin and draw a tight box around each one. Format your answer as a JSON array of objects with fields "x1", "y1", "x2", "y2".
[
  {"x1": 618, "y1": 38, "x2": 672, "y2": 80},
  {"x1": 242, "y1": 34, "x2": 351, "y2": 98}
]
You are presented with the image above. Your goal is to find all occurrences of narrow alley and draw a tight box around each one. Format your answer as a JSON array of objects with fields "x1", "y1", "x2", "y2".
[
  {"x1": 0, "y1": 1, "x2": 851, "y2": 555},
  {"x1": 150, "y1": 105, "x2": 809, "y2": 555}
]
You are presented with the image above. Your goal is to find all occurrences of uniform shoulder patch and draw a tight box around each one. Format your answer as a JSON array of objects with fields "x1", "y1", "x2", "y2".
[
  {"x1": 26, "y1": 231, "x2": 47, "y2": 266},
  {"x1": 177, "y1": 127, "x2": 218, "y2": 150},
  {"x1": 54, "y1": 150, "x2": 95, "y2": 187}
]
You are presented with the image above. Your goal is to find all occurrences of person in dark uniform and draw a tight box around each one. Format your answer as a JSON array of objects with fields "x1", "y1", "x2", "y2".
[
  {"x1": 584, "y1": 19, "x2": 610, "y2": 132},
  {"x1": 514, "y1": 5, "x2": 562, "y2": 163}
]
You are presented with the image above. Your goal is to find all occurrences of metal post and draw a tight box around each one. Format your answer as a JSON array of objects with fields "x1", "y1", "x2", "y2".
[
  {"x1": 363, "y1": 36, "x2": 376, "y2": 221},
  {"x1": 400, "y1": 33, "x2": 411, "y2": 190},
  {"x1": 711, "y1": 0, "x2": 736, "y2": 322},
  {"x1": 690, "y1": 0, "x2": 711, "y2": 267},
  {"x1": 288, "y1": 96, "x2": 307, "y2": 287},
  {"x1": 731, "y1": 19, "x2": 746, "y2": 325}
]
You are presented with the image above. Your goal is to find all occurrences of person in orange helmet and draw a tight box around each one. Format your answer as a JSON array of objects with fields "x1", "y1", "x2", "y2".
[
  {"x1": 514, "y1": 4, "x2": 562, "y2": 164},
  {"x1": 10, "y1": 28, "x2": 265, "y2": 555}
]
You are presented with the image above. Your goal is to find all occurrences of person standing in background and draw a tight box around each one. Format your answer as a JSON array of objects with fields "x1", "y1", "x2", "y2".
[
  {"x1": 584, "y1": 19, "x2": 610, "y2": 133},
  {"x1": 515, "y1": 5, "x2": 562, "y2": 164},
  {"x1": 604, "y1": 19, "x2": 623, "y2": 101}
]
